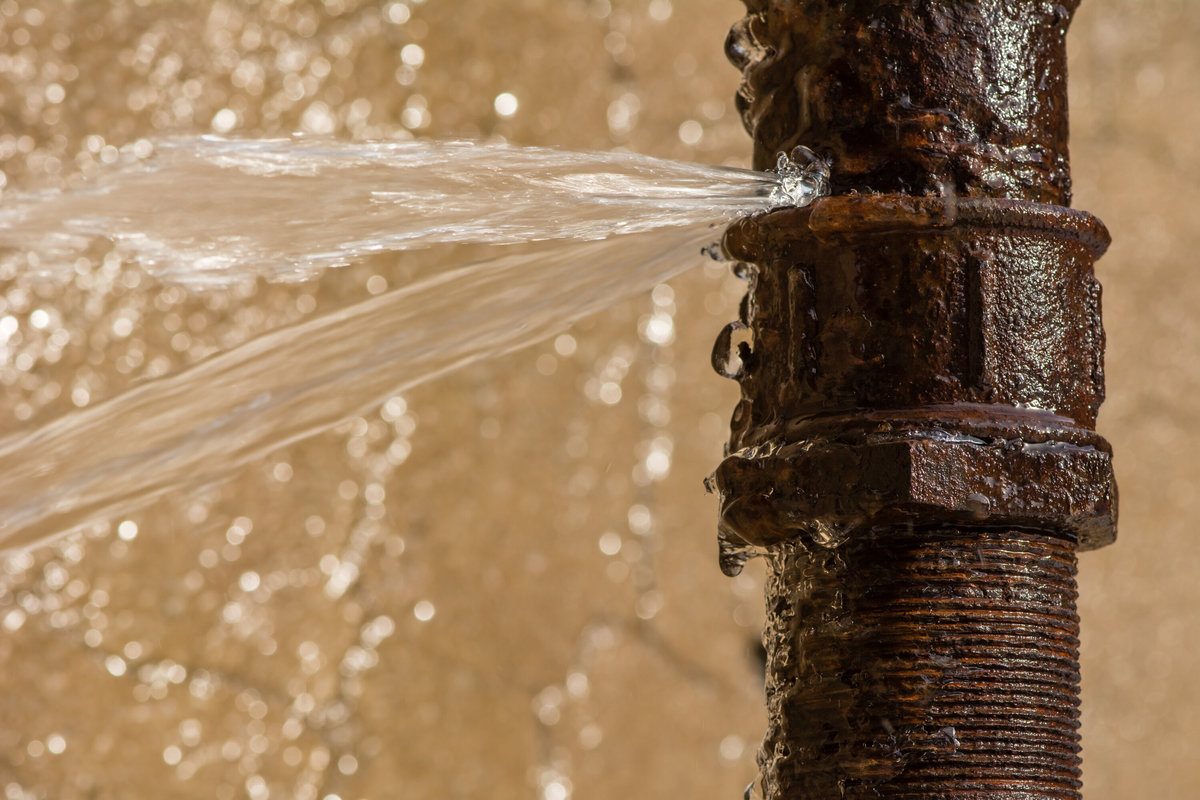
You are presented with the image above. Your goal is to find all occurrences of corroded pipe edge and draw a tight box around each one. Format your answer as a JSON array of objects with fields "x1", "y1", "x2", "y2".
[
  {"x1": 731, "y1": 405, "x2": 1111, "y2": 453},
  {"x1": 712, "y1": 194, "x2": 1117, "y2": 554},
  {"x1": 725, "y1": 195, "x2": 1111, "y2": 263},
  {"x1": 729, "y1": 0, "x2": 1081, "y2": 203},
  {"x1": 712, "y1": 431, "x2": 1116, "y2": 553}
]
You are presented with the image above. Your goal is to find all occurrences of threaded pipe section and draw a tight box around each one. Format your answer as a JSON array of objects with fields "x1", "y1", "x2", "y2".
[{"x1": 758, "y1": 530, "x2": 1081, "y2": 799}]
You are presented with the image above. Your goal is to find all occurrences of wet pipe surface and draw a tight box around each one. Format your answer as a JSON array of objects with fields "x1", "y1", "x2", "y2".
[
  {"x1": 716, "y1": 1, "x2": 1115, "y2": 797},
  {"x1": 761, "y1": 531, "x2": 1083, "y2": 799}
]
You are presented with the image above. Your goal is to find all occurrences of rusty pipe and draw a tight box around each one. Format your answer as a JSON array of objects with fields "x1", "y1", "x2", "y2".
[{"x1": 712, "y1": 2, "x2": 1116, "y2": 798}]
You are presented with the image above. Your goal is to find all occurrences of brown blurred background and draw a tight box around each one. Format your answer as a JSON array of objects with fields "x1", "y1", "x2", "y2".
[{"x1": 0, "y1": 1, "x2": 1194, "y2": 798}]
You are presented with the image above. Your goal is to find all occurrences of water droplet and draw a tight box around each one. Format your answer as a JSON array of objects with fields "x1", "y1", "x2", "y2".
[
  {"x1": 211, "y1": 108, "x2": 238, "y2": 133},
  {"x1": 725, "y1": 17, "x2": 763, "y2": 72},
  {"x1": 965, "y1": 492, "x2": 991, "y2": 519},
  {"x1": 494, "y1": 92, "x2": 519, "y2": 118},
  {"x1": 678, "y1": 119, "x2": 703, "y2": 145},
  {"x1": 808, "y1": 520, "x2": 850, "y2": 549},
  {"x1": 768, "y1": 146, "x2": 831, "y2": 209},
  {"x1": 598, "y1": 531, "x2": 622, "y2": 556},
  {"x1": 648, "y1": 0, "x2": 673, "y2": 21},
  {"x1": 731, "y1": 261, "x2": 755, "y2": 280},
  {"x1": 385, "y1": 2, "x2": 411, "y2": 24},
  {"x1": 700, "y1": 241, "x2": 726, "y2": 261},
  {"x1": 718, "y1": 525, "x2": 764, "y2": 577},
  {"x1": 939, "y1": 725, "x2": 961, "y2": 750},
  {"x1": 719, "y1": 734, "x2": 745, "y2": 761},
  {"x1": 400, "y1": 43, "x2": 425, "y2": 67},
  {"x1": 413, "y1": 600, "x2": 435, "y2": 622},
  {"x1": 712, "y1": 320, "x2": 753, "y2": 381}
]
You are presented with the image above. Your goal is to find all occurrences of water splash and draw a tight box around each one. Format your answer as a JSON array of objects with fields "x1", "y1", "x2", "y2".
[
  {"x1": 717, "y1": 524, "x2": 768, "y2": 578},
  {"x1": 0, "y1": 139, "x2": 828, "y2": 551},
  {"x1": 808, "y1": 520, "x2": 852, "y2": 550},
  {"x1": 768, "y1": 146, "x2": 830, "y2": 209}
]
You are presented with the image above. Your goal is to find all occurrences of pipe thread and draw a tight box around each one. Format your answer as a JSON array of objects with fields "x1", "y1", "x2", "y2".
[{"x1": 760, "y1": 530, "x2": 1081, "y2": 799}]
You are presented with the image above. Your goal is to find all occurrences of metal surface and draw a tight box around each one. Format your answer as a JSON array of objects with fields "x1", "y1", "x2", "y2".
[{"x1": 714, "y1": 1, "x2": 1117, "y2": 797}]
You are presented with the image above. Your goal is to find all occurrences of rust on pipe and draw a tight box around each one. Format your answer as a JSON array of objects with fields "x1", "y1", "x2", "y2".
[{"x1": 711, "y1": 1, "x2": 1117, "y2": 798}]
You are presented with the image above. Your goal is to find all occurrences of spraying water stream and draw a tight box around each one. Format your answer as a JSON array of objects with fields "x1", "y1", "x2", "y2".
[
  {"x1": 0, "y1": 137, "x2": 828, "y2": 551},
  {"x1": 0, "y1": 136, "x2": 788, "y2": 286}
]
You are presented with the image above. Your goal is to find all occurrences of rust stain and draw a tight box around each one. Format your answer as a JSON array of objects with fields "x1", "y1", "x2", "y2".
[{"x1": 716, "y1": 1, "x2": 1116, "y2": 797}]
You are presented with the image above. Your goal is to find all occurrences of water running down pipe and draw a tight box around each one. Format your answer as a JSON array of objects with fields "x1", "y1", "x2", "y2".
[{"x1": 710, "y1": 2, "x2": 1117, "y2": 798}]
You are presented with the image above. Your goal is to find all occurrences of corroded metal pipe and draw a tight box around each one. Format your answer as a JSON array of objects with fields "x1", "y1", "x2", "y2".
[{"x1": 712, "y1": 2, "x2": 1116, "y2": 798}]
